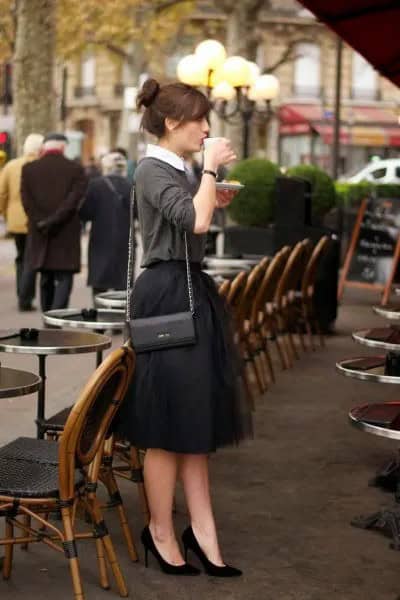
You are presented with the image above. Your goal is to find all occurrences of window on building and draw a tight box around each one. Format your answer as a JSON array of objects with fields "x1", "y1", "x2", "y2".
[
  {"x1": 293, "y1": 43, "x2": 320, "y2": 98},
  {"x1": 352, "y1": 53, "x2": 378, "y2": 100},
  {"x1": 395, "y1": 166, "x2": 400, "y2": 178},
  {"x1": 371, "y1": 167, "x2": 386, "y2": 179},
  {"x1": 76, "y1": 53, "x2": 96, "y2": 97}
]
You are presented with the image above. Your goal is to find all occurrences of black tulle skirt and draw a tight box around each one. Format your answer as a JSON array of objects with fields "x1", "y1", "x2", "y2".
[{"x1": 116, "y1": 260, "x2": 253, "y2": 454}]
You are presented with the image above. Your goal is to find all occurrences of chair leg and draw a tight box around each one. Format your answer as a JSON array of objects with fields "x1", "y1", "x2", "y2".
[
  {"x1": 265, "y1": 345, "x2": 276, "y2": 383},
  {"x1": 101, "y1": 465, "x2": 139, "y2": 562},
  {"x1": 89, "y1": 498, "x2": 128, "y2": 598},
  {"x1": 95, "y1": 537, "x2": 110, "y2": 590},
  {"x1": 3, "y1": 519, "x2": 14, "y2": 580},
  {"x1": 20, "y1": 514, "x2": 30, "y2": 550},
  {"x1": 61, "y1": 507, "x2": 85, "y2": 600}
]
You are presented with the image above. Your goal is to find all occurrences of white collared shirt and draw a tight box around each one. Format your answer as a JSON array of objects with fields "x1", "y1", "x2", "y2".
[{"x1": 145, "y1": 144, "x2": 185, "y2": 172}]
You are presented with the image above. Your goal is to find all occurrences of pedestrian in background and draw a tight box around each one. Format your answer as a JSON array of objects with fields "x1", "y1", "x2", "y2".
[
  {"x1": 112, "y1": 146, "x2": 136, "y2": 185},
  {"x1": 21, "y1": 133, "x2": 87, "y2": 312},
  {"x1": 0, "y1": 133, "x2": 43, "y2": 311},
  {"x1": 80, "y1": 151, "x2": 131, "y2": 301}
]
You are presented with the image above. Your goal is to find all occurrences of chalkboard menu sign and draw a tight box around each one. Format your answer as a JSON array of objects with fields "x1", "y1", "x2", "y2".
[{"x1": 339, "y1": 197, "x2": 400, "y2": 305}]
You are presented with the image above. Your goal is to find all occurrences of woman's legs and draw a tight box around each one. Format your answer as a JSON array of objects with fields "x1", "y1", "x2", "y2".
[
  {"x1": 179, "y1": 454, "x2": 224, "y2": 566},
  {"x1": 144, "y1": 448, "x2": 185, "y2": 565}
]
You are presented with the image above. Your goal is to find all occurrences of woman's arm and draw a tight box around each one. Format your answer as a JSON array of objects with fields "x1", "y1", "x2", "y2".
[{"x1": 192, "y1": 139, "x2": 236, "y2": 234}]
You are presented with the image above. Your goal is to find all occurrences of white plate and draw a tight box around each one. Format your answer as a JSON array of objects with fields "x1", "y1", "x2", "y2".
[{"x1": 216, "y1": 182, "x2": 244, "y2": 191}]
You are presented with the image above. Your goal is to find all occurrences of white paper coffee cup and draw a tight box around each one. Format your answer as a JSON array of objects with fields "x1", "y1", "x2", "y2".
[{"x1": 203, "y1": 137, "x2": 223, "y2": 149}]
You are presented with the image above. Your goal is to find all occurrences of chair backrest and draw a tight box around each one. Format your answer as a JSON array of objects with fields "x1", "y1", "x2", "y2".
[
  {"x1": 301, "y1": 235, "x2": 330, "y2": 299},
  {"x1": 226, "y1": 271, "x2": 248, "y2": 322},
  {"x1": 218, "y1": 279, "x2": 231, "y2": 300},
  {"x1": 236, "y1": 259, "x2": 270, "y2": 325},
  {"x1": 58, "y1": 345, "x2": 135, "y2": 500},
  {"x1": 250, "y1": 246, "x2": 290, "y2": 324},
  {"x1": 274, "y1": 239, "x2": 311, "y2": 307}
]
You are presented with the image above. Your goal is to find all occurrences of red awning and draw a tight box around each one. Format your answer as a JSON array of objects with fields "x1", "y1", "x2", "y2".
[
  {"x1": 279, "y1": 103, "x2": 400, "y2": 146},
  {"x1": 296, "y1": 1, "x2": 400, "y2": 87}
]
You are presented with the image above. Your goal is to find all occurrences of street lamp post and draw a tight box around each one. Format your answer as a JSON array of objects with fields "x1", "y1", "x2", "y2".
[{"x1": 177, "y1": 40, "x2": 280, "y2": 159}]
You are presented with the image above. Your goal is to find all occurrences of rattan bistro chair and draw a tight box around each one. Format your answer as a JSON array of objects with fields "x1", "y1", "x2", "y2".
[
  {"x1": 299, "y1": 235, "x2": 330, "y2": 350},
  {"x1": 0, "y1": 345, "x2": 135, "y2": 599},
  {"x1": 250, "y1": 246, "x2": 291, "y2": 371}
]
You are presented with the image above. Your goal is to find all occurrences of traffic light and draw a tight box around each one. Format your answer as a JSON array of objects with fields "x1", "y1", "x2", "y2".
[{"x1": 0, "y1": 131, "x2": 11, "y2": 160}]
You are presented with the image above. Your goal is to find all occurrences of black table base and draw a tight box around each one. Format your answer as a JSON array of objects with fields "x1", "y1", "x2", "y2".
[
  {"x1": 352, "y1": 507, "x2": 400, "y2": 550},
  {"x1": 368, "y1": 453, "x2": 400, "y2": 501}
]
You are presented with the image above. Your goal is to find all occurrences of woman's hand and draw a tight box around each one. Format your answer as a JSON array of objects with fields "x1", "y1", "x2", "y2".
[
  {"x1": 215, "y1": 188, "x2": 238, "y2": 208},
  {"x1": 203, "y1": 138, "x2": 236, "y2": 172}
]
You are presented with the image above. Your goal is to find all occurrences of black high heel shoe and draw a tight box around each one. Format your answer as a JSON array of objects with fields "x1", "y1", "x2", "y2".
[
  {"x1": 182, "y1": 526, "x2": 242, "y2": 577},
  {"x1": 141, "y1": 526, "x2": 200, "y2": 575}
]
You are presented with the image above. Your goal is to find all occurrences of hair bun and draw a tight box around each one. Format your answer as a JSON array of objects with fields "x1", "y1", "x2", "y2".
[{"x1": 137, "y1": 78, "x2": 160, "y2": 109}]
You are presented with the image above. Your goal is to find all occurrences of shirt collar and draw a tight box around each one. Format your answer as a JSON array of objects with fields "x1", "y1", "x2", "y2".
[{"x1": 145, "y1": 144, "x2": 185, "y2": 172}]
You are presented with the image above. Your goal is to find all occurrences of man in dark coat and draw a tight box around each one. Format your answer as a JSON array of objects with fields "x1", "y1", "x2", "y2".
[
  {"x1": 79, "y1": 151, "x2": 132, "y2": 300},
  {"x1": 21, "y1": 133, "x2": 88, "y2": 311}
]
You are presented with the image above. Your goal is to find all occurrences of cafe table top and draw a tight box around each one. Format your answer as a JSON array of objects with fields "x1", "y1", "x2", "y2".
[
  {"x1": 0, "y1": 366, "x2": 41, "y2": 398},
  {"x1": 349, "y1": 404, "x2": 400, "y2": 441},
  {"x1": 353, "y1": 328, "x2": 400, "y2": 354},
  {"x1": 336, "y1": 355, "x2": 400, "y2": 384},
  {"x1": 43, "y1": 309, "x2": 125, "y2": 331},
  {"x1": 95, "y1": 291, "x2": 126, "y2": 309},
  {"x1": 0, "y1": 329, "x2": 111, "y2": 355},
  {"x1": 373, "y1": 305, "x2": 400, "y2": 320}
]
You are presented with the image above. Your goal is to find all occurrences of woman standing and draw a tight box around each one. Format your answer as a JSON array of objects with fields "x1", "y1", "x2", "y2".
[
  {"x1": 80, "y1": 152, "x2": 132, "y2": 300},
  {"x1": 118, "y1": 78, "x2": 252, "y2": 577}
]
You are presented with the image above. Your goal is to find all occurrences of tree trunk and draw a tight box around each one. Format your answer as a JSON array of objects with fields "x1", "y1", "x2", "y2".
[{"x1": 13, "y1": 0, "x2": 56, "y2": 153}]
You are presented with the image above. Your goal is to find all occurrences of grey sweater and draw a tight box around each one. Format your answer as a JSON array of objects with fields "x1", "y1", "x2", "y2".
[{"x1": 135, "y1": 157, "x2": 206, "y2": 267}]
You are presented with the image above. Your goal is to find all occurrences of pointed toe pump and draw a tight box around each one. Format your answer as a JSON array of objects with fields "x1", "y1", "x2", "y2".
[
  {"x1": 182, "y1": 526, "x2": 242, "y2": 577},
  {"x1": 141, "y1": 526, "x2": 200, "y2": 576}
]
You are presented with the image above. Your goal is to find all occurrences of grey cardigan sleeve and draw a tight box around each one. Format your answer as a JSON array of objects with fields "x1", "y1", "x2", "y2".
[{"x1": 141, "y1": 162, "x2": 196, "y2": 232}]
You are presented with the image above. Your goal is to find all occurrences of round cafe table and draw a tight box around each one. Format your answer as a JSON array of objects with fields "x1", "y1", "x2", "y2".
[
  {"x1": 0, "y1": 366, "x2": 41, "y2": 399},
  {"x1": 349, "y1": 402, "x2": 400, "y2": 548},
  {"x1": 43, "y1": 308, "x2": 125, "y2": 354},
  {"x1": 0, "y1": 329, "x2": 111, "y2": 438},
  {"x1": 335, "y1": 355, "x2": 400, "y2": 384},
  {"x1": 373, "y1": 305, "x2": 400, "y2": 320},
  {"x1": 95, "y1": 291, "x2": 126, "y2": 310},
  {"x1": 352, "y1": 328, "x2": 400, "y2": 354}
]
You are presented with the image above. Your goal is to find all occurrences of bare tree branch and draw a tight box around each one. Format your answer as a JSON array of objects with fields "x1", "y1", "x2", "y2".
[
  {"x1": 264, "y1": 36, "x2": 314, "y2": 73},
  {"x1": 154, "y1": 0, "x2": 191, "y2": 13}
]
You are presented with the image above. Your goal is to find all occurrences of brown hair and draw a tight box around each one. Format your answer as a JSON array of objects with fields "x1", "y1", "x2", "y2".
[{"x1": 137, "y1": 78, "x2": 210, "y2": 138}]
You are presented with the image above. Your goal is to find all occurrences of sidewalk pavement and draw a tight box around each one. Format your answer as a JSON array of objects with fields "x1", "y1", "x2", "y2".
[{"x1": 1, "y1": 235, "x2": 400, "y2": 599}]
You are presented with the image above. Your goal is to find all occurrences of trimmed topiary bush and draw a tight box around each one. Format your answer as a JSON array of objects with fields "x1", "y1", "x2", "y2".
[
  {"x1": 286, "y1": 164, "x2": 337, "y2": 219},
  {"x1": 226, "y1": 158, "x2": 280, "y2": 226}
]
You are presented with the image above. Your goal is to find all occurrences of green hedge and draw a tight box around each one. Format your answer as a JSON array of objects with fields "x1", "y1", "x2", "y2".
[
  {"x1": 335, "y1": 182, "x2": 400, "y2": 207},
  {"x1": 227, "y1": 158, "x2": 280, "y2": 226},
  {"x1": 286, "y1": 164, "x2": 337, "y2": 219}
]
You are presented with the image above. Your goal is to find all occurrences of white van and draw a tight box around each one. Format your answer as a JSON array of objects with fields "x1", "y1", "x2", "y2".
[{"x1": 345, "y1": 158, "x2": 400, "y2": 184}]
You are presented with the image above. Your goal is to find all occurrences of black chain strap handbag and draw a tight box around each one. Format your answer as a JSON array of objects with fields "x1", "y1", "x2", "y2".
[{"x1": 125, "y1": 185, "x2": 197, "y2": 353}]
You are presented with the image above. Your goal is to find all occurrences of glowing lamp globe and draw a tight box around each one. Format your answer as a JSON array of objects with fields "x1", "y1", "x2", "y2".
[
  {"x1": 211, "y1": 81, "x2": 236, "y2": 101},
  {"x1": 247, "y1": 61, "x2": 261, "y2": 85},
  {"x1": 248, "y1": 74, "x2": 280, "y2": 101},
  {"x1": 221, "y1": 56, "x2": 252, "y2": 88},
  {"x1": 195, "y1": 39, "x2": 226, "y2": 71},
  {"x1": 177, "y1": 54, "x2": 209, "y2": 86}
]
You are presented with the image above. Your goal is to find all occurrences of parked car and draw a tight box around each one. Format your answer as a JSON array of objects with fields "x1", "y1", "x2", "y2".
[{"x1": 343, "y1": 158, "x2": 400, "y2": 184}]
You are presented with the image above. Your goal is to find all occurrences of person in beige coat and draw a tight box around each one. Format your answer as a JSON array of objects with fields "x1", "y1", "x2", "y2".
[{"x1": 0, "y1": 133, "x2": 43, "y2": 310}]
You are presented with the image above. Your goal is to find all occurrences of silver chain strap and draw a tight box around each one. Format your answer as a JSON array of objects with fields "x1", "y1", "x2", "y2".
[{"x1": 125, "y1": 185, "x2": 195, "y2": 323}]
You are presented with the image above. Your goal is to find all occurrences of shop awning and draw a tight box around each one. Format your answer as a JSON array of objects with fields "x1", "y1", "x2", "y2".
[
  {"x1": 296, "y1": 1, "x2": 400, "y2": 88},
  {"x1": 279, "y1": 103, "x2": 400, "y2": 146}
]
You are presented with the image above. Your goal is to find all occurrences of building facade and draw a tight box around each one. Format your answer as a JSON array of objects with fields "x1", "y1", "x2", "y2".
[{"x1": 62, "y1": 0, "x2": 400, "y2": 175}]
